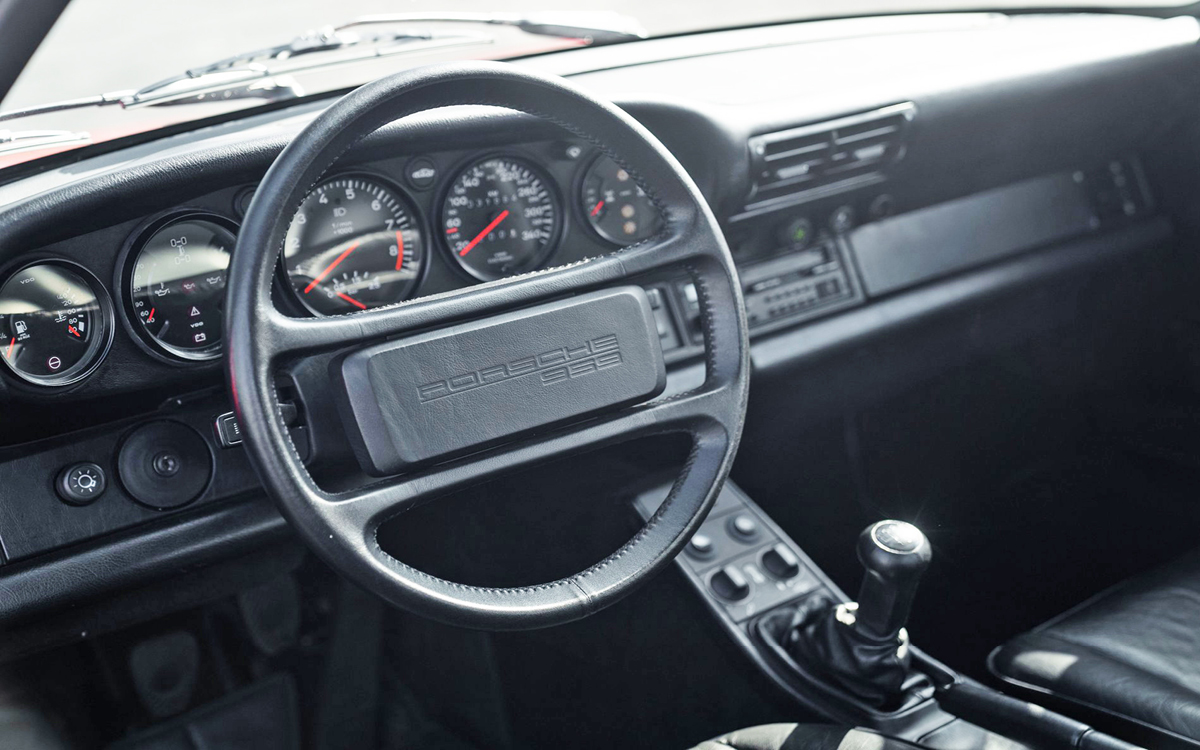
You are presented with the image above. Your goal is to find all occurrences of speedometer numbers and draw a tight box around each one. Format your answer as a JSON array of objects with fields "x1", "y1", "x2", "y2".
[
  {"x1": 284, "y1": 176, "x2": 426, "y2": 316},
  {"x1": 441, "y1": 157, "x2": 562, "y2": 281}
]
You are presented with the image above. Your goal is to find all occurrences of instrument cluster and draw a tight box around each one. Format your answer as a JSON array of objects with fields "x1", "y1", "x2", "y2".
[{"x1": 0, "y1": 141, "x2": 664, "y2": 388}]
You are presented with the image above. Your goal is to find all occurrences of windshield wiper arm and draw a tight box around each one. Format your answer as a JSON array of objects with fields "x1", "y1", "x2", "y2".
[
  {"x1": 336, "y1": 12, "x2": 647, "y2": 46},
  {"x1": 0, "y1": 129, "x2": 90, "y2": 155}
]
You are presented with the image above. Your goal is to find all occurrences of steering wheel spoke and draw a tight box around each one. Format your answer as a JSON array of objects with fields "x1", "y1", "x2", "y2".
[{"x1": 322, "y1": 383, "x2": 731, "y2": 535}]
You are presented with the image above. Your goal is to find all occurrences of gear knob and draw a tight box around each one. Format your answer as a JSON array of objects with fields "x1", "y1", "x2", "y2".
[{"x1": 853, "y1": 520, "x2": 932, "y2": 640}]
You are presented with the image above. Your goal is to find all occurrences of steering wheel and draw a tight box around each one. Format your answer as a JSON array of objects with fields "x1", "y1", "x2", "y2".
[{"x1": 225, "y1": 61, "x2": 749, "y2": 630}]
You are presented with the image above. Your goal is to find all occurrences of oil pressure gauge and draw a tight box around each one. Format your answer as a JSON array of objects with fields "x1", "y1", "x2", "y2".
[{"x1": 124, "y1": 212, "x2": 236, "y2": 361}]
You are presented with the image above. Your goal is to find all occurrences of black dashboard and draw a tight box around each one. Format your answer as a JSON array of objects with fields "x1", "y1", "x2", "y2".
[{"x1": 0, "y1": 11, "x2": 1196, "y2": 632}]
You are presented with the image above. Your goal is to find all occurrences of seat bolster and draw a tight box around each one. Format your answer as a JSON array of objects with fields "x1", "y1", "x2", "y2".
[{"x1": 690, "y1": 724, "x2": 922, "y2": 750}]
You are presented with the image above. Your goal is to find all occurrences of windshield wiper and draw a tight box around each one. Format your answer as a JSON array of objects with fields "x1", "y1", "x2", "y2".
[
  {"x1": 337, "y1": 12, "x2": 647, "y2": 46},
  {"x1": 0, "y1": 11, "x2": 645, "y2": 126},
  {"x1": 0, "y1": 129, "x2": 89, "y2": 155}
]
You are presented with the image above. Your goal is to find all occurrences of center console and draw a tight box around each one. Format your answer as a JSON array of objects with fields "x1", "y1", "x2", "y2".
[{"x1": 633, "y1": 481, "x2": 1144, "y2": 749}]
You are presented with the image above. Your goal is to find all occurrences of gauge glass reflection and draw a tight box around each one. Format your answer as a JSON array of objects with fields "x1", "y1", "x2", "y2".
[
  {"x1": 129, "y1": 216, "x2": 234, "y2": 360},
  {"x1": 0, "y1": 262, "x2": 111, "y2": 386},
  {"x1": 284, "y1": 176, "x2": 425, "y2": 316}
]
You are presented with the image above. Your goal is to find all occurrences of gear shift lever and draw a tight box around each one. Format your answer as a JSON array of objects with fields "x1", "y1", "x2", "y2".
[
  {"x1": 779, "y1": 519, "x2": 932, "y2": 709},
  {"x1": 854, "y1": 520, "x2": 932, "y2": 641}
]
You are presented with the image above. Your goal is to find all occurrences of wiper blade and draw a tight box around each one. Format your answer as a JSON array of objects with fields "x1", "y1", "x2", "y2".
[
  {"x1": 0, "y1": 129, "x2": 90, "y2": 155},
  {"x1": 337, "y1": 12, "x2": 648, "y2": 46}
]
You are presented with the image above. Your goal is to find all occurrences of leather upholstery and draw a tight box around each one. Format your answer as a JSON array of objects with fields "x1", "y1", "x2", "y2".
[
  {"x1": 690, "y1": 724, "x2": 920, "y2": 750},
  {"x1": 990, "y1": 548, "x2": 1200, "y2": 748}
]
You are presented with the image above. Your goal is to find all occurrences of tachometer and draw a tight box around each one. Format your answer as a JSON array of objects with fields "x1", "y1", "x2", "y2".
[
  {"x1": 284, "y1": 175, "x2": 426, "y2": 316},
  {"x1": 126, "y1": 213, "x2": 235, "y2": 361},
  {"x1": 440, "y1": 156, "x2": 562, "y2": 281},
  {"x1": 0, "y1": 261, "x2": 113, "y2": 386},
  {"x1": 580, "y1": 155, "x2": 661, "y2": 245}
]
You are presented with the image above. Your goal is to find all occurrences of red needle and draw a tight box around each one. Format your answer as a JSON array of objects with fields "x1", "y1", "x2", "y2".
[
  {"x1": 590, "y1": 200, "x2": 605, "y2": 217},
  {"x1": 147, "y1": 308, "x2": 155, "y2": 323},
  {"x1": 458, "y1": 210, "x2": 509, "y2": 257},
  {"x1": 5, "y1": 338, "x2": 12, "y2": 359},
  {"x1": 68, "y1": 325, "x2": 81, "y2": 338},
  {"x1": 395, "y1": 231, "x2": 405, "y2": 271},
  {"x1": 337, "y1": 292, "x2": 367, "y2": 310},
  {"x1": 304, "y1": 242, "x2": 361, "y2": 294}
]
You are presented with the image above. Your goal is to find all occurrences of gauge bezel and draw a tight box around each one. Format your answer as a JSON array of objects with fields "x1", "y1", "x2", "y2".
[
  {"x1": 438, "y1": 153, "x2": 566, "y2": 283},
  {"x1": 576, "y1": 152, "x2": 664, "y2": 247},
  {"x1": 278, "y1": 170, "x2": 431, "y2": 317},
  {"x1": 0, "y1": 258, "x2": 115, "y2": 388},
  {"x1": 116, "y1": 209, "x2": 239, "y2": 364}
]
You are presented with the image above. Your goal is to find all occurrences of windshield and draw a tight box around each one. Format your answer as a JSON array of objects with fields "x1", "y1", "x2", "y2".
[{"x1": 0, "y1": 0, "x2": 1193, "y2": 170}]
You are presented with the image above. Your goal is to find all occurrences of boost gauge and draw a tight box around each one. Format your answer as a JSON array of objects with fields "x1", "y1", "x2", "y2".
[
  {"x1": 0, "y1": 261, "x2": 113, "y2": 387},
  {"x1": 125, "y1": 213, "x2": 235, "y2": 361}
]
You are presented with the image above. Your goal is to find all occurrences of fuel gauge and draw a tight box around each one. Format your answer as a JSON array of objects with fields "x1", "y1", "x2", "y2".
[{"x1": 0, "y1": 261, "x2": 113, "y2": 387}]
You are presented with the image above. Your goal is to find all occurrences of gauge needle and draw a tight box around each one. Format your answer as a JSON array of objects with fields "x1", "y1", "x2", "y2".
[
  {"x1": 395, "y1": 231, "x2": 405, "y2": 272},
  {"x1": 459, "y1": 210, "x2": 509, "y2": 256},
  {"x1": 5, "y1": 338, "x2": 12, "y2": 359},
  {"x1": 337, "y1": 292, "x2": 367, "y2": 310},
  {"x1": 147, "y1": 308, "x2": 155, "y2": 324},
  {"x1": 304, "y1": 242, "x2": 361, "y2": 294},
  {"x1": 68, "y1": 325, "x2": 81, "y2": 338},
  {"x1": 590, "y1": 200, "x2": 605, "y2": 217}
]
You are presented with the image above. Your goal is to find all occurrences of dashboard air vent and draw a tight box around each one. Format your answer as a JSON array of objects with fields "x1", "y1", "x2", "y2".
[{"x1": 746, "y1": 102, "x2": 915, "y2": 211}]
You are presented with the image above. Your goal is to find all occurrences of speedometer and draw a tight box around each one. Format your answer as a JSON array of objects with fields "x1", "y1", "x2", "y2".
[
  {"x1": 440, "y1": 156, "x2": 562, "y2": 281},
  {"x1": 284, "y1": 175, "x2": 426, "y2": 316}
]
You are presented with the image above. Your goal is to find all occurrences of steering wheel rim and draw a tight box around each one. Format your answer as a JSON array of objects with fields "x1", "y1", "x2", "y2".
[{"x1": 225, "y1": 61, "x2": 749, "y2": 630}]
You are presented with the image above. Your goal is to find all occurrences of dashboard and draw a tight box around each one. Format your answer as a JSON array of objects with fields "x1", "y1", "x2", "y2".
[
  {"x1": 0, "y1": 138, "x2": 663, "y2": 390},
  {"x1": 0, "y1": 11, "x2": 1196, "y2": 631}
]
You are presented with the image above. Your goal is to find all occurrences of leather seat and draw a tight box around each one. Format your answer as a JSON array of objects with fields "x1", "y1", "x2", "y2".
[
  {"x1": 990, "y1": 548, "x2": 1200, "y2": 749},
  {"x1": 689, "y1": 724, "x2": 919, "y2": 749}
]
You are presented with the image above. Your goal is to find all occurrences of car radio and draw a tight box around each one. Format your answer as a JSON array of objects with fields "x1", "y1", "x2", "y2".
[{"x1": 740, "y1": 239, "x2": 862, "y2": 331}]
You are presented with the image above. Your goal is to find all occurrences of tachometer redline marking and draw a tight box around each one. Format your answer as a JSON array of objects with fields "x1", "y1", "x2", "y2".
[
  {"x1": 337, "y1": 292, "x2": 367, "y2": 310},
  {"x1": 305, "y1": 242, "x2": 361, "y2": 294},
  {"x1": 459, "y1": 210, "x2": 510, "y2": 256},
  {"x1": 395, "y1": 231, "x2": 405, "y2": 272}
]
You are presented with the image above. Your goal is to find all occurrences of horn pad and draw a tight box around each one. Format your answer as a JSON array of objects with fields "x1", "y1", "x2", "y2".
[{"x1": 332, "y1": 286, "x2": 667, "y2": 475}]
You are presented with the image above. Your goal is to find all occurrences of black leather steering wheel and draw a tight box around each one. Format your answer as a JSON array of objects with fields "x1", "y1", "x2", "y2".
[{"x1": 225, "y1": 61, "x2": 749, "y2": 630}]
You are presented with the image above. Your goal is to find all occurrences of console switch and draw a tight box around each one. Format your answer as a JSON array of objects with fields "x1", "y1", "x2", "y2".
[
  {"x1": 56, "y1": 462, "x2": 106, "y2": 505},
  {"x1": 763, "y1": 543, "x2": 801, "y2": 580},
  {"x1": 710, "y1": 564, "x2": 751, "y2": 601}
]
